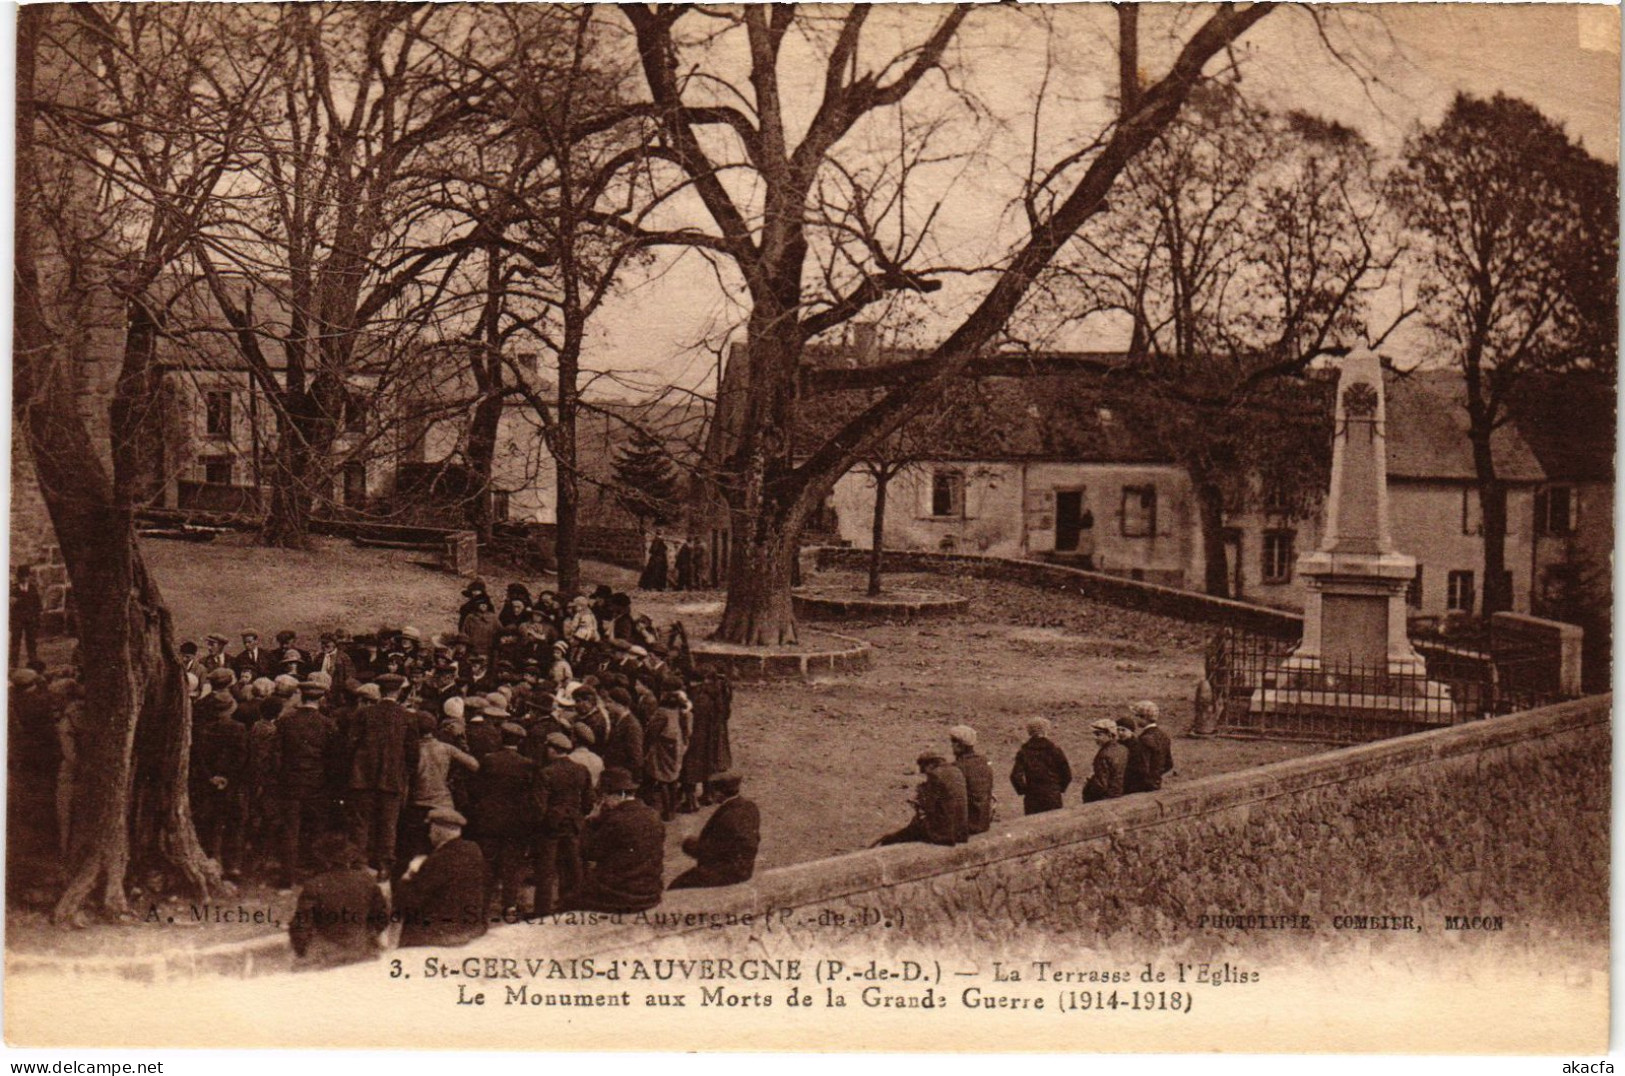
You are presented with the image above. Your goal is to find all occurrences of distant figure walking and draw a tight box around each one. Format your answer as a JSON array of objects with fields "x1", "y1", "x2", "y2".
[{"x1": 1125, "y1": 700, "x2": 1174, "y2": 793}]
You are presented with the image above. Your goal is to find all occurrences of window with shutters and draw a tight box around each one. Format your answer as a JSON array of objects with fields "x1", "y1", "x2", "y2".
[{"x1": 1447, "y1": 570, "x2": 1475, "y2": 613}]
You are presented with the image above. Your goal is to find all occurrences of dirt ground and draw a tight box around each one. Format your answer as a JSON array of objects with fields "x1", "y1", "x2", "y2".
[{"x1": 7, "y1": 537, "x2": 1328, "y2": 955}]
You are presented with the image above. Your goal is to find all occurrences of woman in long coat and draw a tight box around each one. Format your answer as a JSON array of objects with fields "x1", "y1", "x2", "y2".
[
  {"x1": 680, "y1": 672, "x2": 732, "y2": 809},
  {"x1": 638, "y1": 537, "x2": 669, "y2": 591},
  {"x1": 642, "y1": 691, "x2": 689, "y2": 822}
]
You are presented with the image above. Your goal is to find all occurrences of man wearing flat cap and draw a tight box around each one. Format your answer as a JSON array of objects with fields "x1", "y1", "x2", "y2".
[
  {"x1": 202, "y1": 633, "x2": 231, "y2": 676},
  {"x1": 877, "y1": 751, "x2": 969, "y2": 848},
  {"x1": 275, "y1": 679, "x2": 335, "y2": 888},
  {"x1": 464, "y1": 695, "x2": 503, "y2": 761},
  {"x1": 572, "y1": 767, "x2": 664, "y2": 913},
  {"x1": 1124, "y1": 700, "x2": 1173, "y2": 793},
  {"x1": 1010, "y1": 718, "x2": 1071, "y2": 816},
  {"x1": 471, "y1": 721, "x2": 538, "y2": 915},
  {"x1": 949, "y1": 725, "x2": 994, "y2": 836},
  {"x1": 194, "y1": 667, "x2": 239, "y2": 730},
  {"x1": 532, "y1": 732, "x2": 593, "y2": 915},
  {"x1": 396, "y1": 807, "x2": 488, "y2": 948},
  {"x1": 668, "y1": 772, "x2": 759, "y2": 891},
  {"x1": 1083, "y1": 718, "x2": 1129, "y2": 803},
  {"x1": 346, "y1": 671, "x2": 419, "y2": 879},
  {"x1": 232, "y1": 631, "x2": 271, "y2": 679}
]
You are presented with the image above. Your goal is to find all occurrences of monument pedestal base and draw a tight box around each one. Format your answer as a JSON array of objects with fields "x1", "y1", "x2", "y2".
[{"x1": 1244, "y1": 658, "x2": 1458, "y2": 744}]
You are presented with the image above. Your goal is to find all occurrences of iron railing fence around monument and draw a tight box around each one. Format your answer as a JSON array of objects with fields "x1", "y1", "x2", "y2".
[{"x1": 1201, "y1": 628, "x2": 1568, "y2": 745}]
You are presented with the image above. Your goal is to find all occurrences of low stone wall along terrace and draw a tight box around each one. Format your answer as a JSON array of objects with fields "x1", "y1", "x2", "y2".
[
  {"x1": 585, "y1": 694, "x2": 1610, "y2": 961},
  {"x1": 812, "y1": 546, "x2": 1304, "y2": 638},
  {"x1": 28, "y1": 695, "x2": 1602, "y2": 979}
]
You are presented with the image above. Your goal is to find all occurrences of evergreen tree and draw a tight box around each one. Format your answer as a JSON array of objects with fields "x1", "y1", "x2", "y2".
[{"x1": 613, "y1": 430, "x2": 681, "y2": 527}]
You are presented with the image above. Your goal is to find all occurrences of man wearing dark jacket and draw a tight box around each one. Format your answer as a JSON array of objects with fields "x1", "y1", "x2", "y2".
[
  {"x1": 232, "y1": 631, "x2": 271, "y2": 678},
  {"x1": 949, "y1": 725, "x2": 994, "y2": 835},
  {"x1": 532, "y1": 732, "x2": 593, "y2": 914},
  {"x1": 669, "y1": 772, "x2": 759, "y2": 889},
  {"x1": 574, "y1": 767, "x2": 664, "y2": 913},
  {"x1": 275, "y1": 681, "x2": 334, "y2": 887},
  {"x1": 1010, "y1": 718, "x2": 1072, "y2": 815},
  {"x1": 1083, "y1": 719, "x2": 1129, "y2": 802},
  {"x1": 600, "y1": 695, "x2": 644, "y2": 777},
  {"x1": 396, "y1": 807, "x2": 488, "y2": 948},
  {"x1": 472, "y1": 723, "x2": 538, "y2": 914},
  {"x1": 878, "y1": 751, "x2": 969, "y2": 847},
  {"x1": 346, "y1": 672, "x2": 418, "y2": 878},
  {"x1": 195, "y1": 690, "x2": 250, "y2": 878},
  {"x1": 290, "y1": 833, "x2": 388, "y2": 969},
  {"x1": 9, "y1": 566, "x2": 42, "y2": 668},
  {"x1": 1126, "y1": 700, "x2": 1174, "y2": 793}
]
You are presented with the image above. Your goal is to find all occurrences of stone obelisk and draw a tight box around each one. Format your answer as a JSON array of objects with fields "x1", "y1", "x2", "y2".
[{"x1": 1286, "y1": 348, "x2": 1427, "y2": 676}]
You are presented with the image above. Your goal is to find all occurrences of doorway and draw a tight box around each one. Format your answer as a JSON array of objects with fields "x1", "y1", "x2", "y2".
[{"x1": 1055, "y1": 490, "x2": 1084, "y2": 551}]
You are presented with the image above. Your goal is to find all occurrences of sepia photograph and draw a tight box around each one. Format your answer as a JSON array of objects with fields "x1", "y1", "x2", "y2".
[{"x1": 5, "y1": 0, "x2": 1618, "y2": 1057}]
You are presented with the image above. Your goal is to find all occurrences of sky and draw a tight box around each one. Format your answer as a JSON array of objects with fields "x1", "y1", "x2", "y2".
[{"x1": 582, "y1": 3, "x2": 1622, "y2": 400}]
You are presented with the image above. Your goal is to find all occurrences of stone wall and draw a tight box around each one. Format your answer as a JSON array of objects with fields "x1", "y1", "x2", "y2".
[
  {"x1": 813, "y1": 545, "x2": 1303, "y2": 638},
  {"x1": 9, "y1": 431, "x2": 71, "y2": 633},
  {"x1": 14, "y1": 696, "x2": 1605, "y2": 982},
  {"x1": 1492, "y1": 611, "x2": 1584, "y2": 698},
  {"x1": 572, "y1": 695, "x2": 1609, "y2": 964}
]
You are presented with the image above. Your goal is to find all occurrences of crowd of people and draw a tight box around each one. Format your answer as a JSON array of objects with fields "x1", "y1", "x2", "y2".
[
  {"x1": 875, "y1": 702, "x2": 1175, "y2": 848},
  {"x1": 8, "y1": 577, "x2": 756, "y2": 969},
  {"x1": 9, "y1": 559, "x2": 1180, "y2": 971}
]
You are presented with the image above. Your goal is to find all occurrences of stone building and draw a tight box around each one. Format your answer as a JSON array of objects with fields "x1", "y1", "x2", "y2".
[
  {"x1": 799, "y1": 344, "x2": 1581, "y2": 622},
  {"x1": 127, "y1": 279, "x2": 560, "y2": 527}
]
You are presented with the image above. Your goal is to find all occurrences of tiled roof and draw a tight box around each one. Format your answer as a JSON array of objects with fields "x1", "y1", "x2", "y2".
[
  {"x1": 797, "y1": 353, "x2": 1553, "y2": 485},
  {"x1": 1384, "y1": 370, "x2": 1546, "y2": 483},
  {"x1": 795, "y1": 368, "x2": 1173, "y2": 463}
]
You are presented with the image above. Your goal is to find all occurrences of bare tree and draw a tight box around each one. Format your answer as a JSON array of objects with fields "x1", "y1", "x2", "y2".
[
  {"x1": 192, "y1": 5, "x2": 490, "y2": 547},
  {"x1": 432, "y1": 6, "x2": 666, "y2": 591},
  {"x1": 1028, "y1": 86, "x2": 1395, "y2": 596},
  {"x1": 15, "y1": 5, "x2": 269, "y2": 924},
  {"x1": 1389, "y1": 93, "x2": 1617, "y2": 616},
  {"x1": 617, "y1": 4, "x2": 1276, "y2": 644}
]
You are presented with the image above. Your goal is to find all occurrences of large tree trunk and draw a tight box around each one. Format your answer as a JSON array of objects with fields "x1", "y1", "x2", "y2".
[
  {"x1": 1194, "y1": 477, "x2": 1231, "y2": 599},
  {"x1": 262, "y1": 414, "x2": 315, "y2": 549},
  {"x1": 867, "y1": 469, "x2": 890, "y2": 597},
  {"x1": 715, "y1": 508, "x2": 800, "y2": 646},
  {"x1": 712, "y1": 304, "x2": 804, "y2": 645},
  {"x1": 554, "y1": 343, "x2": 581, "y2": 595},
  {"x1": 1471, "y1": 433, "x2": 1512, "y2": 615},
  {"x1": 17, "y1": 8, "x2": 218, "y2": 924}
]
